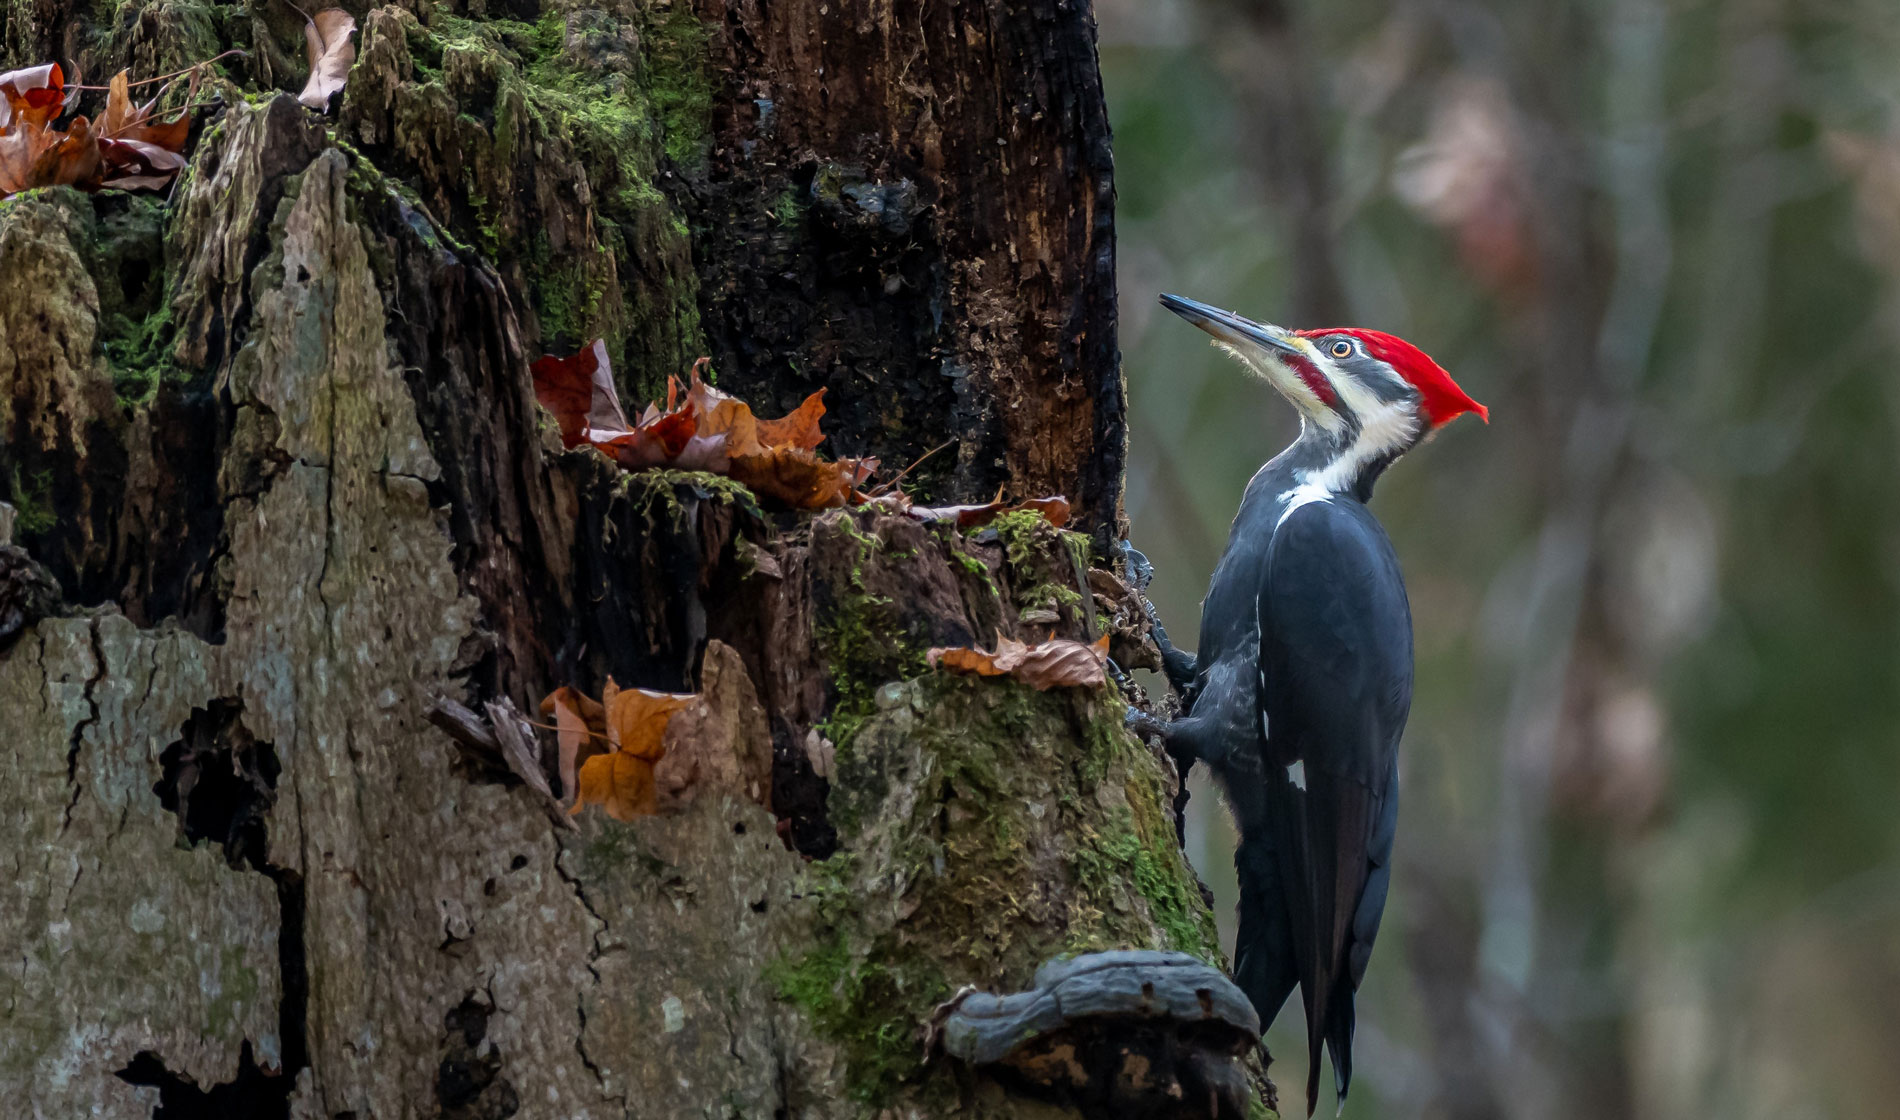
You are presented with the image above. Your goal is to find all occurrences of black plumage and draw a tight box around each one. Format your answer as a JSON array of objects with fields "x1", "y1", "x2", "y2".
[
  {"x1": 1159, "y1": 465, "x2": 1411, "y2": 1116},
  {"x1": 1138, "y1": 293, "x2": 1485, "y2": 1116}
]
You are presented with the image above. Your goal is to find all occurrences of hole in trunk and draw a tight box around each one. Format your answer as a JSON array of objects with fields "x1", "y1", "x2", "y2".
[
  {"x1": 770, "y1": 721, "x2": 836, "y2": 859},
  {"x1": 139, "y1": 699, "x2": 309, "y2": 1117},
  {"x1": 437, "y1": 991, "x2": 520, "y2": 1119},
  {"x1": 152, "y1": 700, "x2": 280, "y2": 871},
  {"x1": 115, "y1": 1042, "x2": 291, "y2": 1119}
]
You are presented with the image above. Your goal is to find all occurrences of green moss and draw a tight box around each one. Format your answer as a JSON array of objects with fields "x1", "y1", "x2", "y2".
[
  {"x1": 101, "y1": 303, "x2": 176, "y2": 407},
  {"x1": 813, "y1": 518, "x2": 931, "y2": 758},
  {"x1": 6, "y1": 468, "x2": 56, "y2": 536},
  {"x1": 573, "y1": 819, "x2": 667, "y2": 881},
  {"x1": 1062, "y1": 699, "x2": 1222, "y2": 961},
  {"x1": 644, "y1": 4, "x2": 713, "y2": 168},
  {"x1": 1068, "y1": 806, "x2": 1218, "y2": 961},
  {"x1": 87, "y1": 0, "x2": 227, "y2": 82},
  {"x1": 946, "y1": 539, "x2": 998, "y2": 592},
  {"x1": 84, "y1": 193, "x2": 178, "y2": 407},
  {"x1": 791, "y1": 675, "x2": 1233, "y2": 1109},
  {"x1": 772, "y1": 189, "x2": 807, "y2": 229},
  {"x1": 767, "y1": 930, "x2": 950, "y2": 1105},
  {"x1": 381, "y1": 5, "x2": 703, "y2": 385},
  {"x1": 529, "y1": 237, "x2": 612, "y2": 343},
  {"x1": 989, "y1": 508, "x2": 1050, "y2": 568},
  {"x1": 1014, "y1": 579, "x2": 1084, "y2": 613},
  {"x1": 615, "y1": 468, "x2": 760, "y2": 531}
]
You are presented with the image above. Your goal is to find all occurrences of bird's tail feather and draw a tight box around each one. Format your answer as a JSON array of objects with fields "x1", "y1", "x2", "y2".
[{"x1": 1326, "y1": 974, "x2": 1356, "y2": 1106}]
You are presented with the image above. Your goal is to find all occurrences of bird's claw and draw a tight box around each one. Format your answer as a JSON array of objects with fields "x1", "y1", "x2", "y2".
[
  {"x1": 1124, "y1": 706, "x2": 1169, "y2": 740},
  {"x1": 1119, "y1": 540, "x2": 1155, "y2": 594}
]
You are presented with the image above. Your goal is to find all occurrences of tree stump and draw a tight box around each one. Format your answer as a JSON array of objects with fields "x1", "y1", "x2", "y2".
[{"x1": 0, "y1": 2, "x2": 1270, "y2": 1116}]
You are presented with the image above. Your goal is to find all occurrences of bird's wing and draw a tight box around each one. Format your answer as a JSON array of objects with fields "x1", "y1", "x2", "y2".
[{"x1": 1255, "y1": 499, "x2": 1413, "y2": 1113}]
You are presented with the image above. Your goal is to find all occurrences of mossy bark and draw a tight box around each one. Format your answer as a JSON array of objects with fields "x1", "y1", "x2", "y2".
[{"x1": 0, "y1": 3, "x2": 1262, "y2": 1117}]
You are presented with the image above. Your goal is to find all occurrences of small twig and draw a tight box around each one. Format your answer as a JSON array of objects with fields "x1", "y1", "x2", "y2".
[
  {"x1": 520, "y1": 714, "x2": 613, "y2": 747},
  {"x1": 868, "y1": 439, "x2": 954, "y2": 498},
  {"x1": 486, "y1": 698, "x2": 577, "y2": 832},
  {"x1": 426, "y1": 696, "x2": 577, "y2": 831},
  {"x1": 425, "y1": 695, "x2": 500, "y2": 755},
  {"x1": 104, "y1": 96, "x2": 220, "y2": 138},
  {"x1": 68, "y1": 50, "x2": 248, "y2": 91}
]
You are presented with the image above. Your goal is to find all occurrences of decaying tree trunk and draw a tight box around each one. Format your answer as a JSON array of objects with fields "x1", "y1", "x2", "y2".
[{"x1": 0, "y1": 2, "x2": 1265, "y2": 1117}]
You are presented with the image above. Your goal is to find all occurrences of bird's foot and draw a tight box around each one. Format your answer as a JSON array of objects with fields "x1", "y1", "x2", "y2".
[
  {"x1": 1124, "y1": 706, "x2": 1170, "y2": 741},
  {"x1": 1120, "y1": 539, "x2": 1156, "y2": 596}
]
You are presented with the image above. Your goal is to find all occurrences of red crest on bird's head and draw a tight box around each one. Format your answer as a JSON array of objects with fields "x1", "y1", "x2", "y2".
[{"x1": 1295, "y1": 327, "x2": 1489, "y2": 428}]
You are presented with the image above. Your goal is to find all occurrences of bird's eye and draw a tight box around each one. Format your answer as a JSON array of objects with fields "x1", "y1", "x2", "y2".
[{"x1": 1330, "y1": 340, "x2": 1353, "y2": 358}]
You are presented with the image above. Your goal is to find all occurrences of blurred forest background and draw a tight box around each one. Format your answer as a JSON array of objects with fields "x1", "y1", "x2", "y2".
[{"x1": 1096, "y1": 0, "x2": 1900, "y2": 1117}]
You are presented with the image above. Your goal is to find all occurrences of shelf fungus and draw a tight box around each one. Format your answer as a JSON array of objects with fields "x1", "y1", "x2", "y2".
[{"x1": 931, "y1": 950, "x2": 1264, "y2": 1119}]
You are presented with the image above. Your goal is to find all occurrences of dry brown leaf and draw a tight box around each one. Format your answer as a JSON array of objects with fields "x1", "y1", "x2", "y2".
[
  {"x1": 0, "y1": 63, "x2": 193, "y2": 199},
  {"x1": 928, "y1": 633, "x2": 1111, "y2": 690},
  {"x1": 602, "y1": 680, "x2": 693, "y2": 761},
  {"x1": 542, "y1": 679, "x2": 695, "y2": 820},
  {"x1": 542, "y1": 686, "x2": 603, "y2": 804},
  {"x1": 728, "y1": 447, "x2": 876, "y2": 510},
  {"x1": 0, "y1": 63, "x2": 64, "y2": 131},
  {"x1": 653, "y1": 641, "x2": 774, "y2": 812},
  {"x1": 754, "y1": 389, "x2": 828, "y2": 452},
  {"x1": 531, "y1": 339, "x2": 630, "y2": 445},
  {"x1": 531, "y1": 344, "x2": 878, "y2": 509},
  {"x1": 907, "y1": 495, "x2": 1071, "y2": 530},
  {"x1": 299, "y1": 8, "x2": 358, "y2": 111},
  {"x1": 573, "y1": 749, "x2": 658, "y2": 822}
]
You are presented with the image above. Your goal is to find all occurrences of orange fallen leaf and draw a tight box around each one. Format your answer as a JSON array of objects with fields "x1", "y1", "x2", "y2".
[
  {"x1": 928, "y1": 633, "x2": 1111, "y2": 690},
  {"x1": 0, "y1": 63, "x2": 195, "y2": 199},
  {"x1": 96, "y1": 68, "x2": 192, "y2": 191},
  {"x1": 729, "y1": 447, "x2": 877, "y2": 510},
  {"x1": 542, "y1": 685, "x2": 604, "y2": 804},
  {"x1": 298, "y1": 8, "x2": 357, "y2": 112},
  {"x1": 573, "y1": 749, "x2": 659, "y2": 822},
  {"x1": 0, "y1": 63, "x2": 65, "y2": 130},
  {"x1": 541, "y1": 679, "x2": 696, "y2": 820},
  {"x1": 602, "y1": 680, "x2": 693, "y2": 761},
  {"x1": 531, "y1": 344, "x2": 878, "y2": 510}
]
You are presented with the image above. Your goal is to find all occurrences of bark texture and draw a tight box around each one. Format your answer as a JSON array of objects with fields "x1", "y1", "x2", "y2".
[{"x1": 0, "y1": 2, "x2": 1261, "y2": 1117}]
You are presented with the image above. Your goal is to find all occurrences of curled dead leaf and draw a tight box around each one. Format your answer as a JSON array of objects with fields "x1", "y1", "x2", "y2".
[
  {"x1": 531, "y1": 340, "x2": 630, "y2": 447},
  {"x1": 907, "y1": 495, "x2": 1071, "y2": 530},
  {"x1": 531, "y1": 343, "x2": 878, "y2": 509},
  {"x1": 541, "y1": 679, "x2": 695, "y2": 821},
  {"x1": 928, "y1": 633, "x2": 1111, "y2": 691},
  {"x1": 573, "y1": 750, "x2": 659, "y2": 823},
  {"x1": 299, "y1": 8, "x2": 357, "y2": 112},
  {"x1": 542, "y1": 685, "x2": 604, "y2": 806},
  {"x1": 0, "y1": 63, "x2": 64, "y2": 131},
  {"x1": 0, "y1": 63, "x2": 195, "y2": 199}
]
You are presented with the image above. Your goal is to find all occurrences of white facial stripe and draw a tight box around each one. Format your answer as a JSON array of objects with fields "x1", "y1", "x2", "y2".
[{"x1": 1302, "y1": 397, "x2": 1420, "y2": 494}]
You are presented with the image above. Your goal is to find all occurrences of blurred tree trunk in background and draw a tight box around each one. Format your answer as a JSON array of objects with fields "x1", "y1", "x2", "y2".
[{"x1": 0, "y1": 2, "x2": 1258, "y2": 1118}]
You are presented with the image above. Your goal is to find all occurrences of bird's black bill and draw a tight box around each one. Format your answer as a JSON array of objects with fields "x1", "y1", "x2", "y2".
[{"x1": 1158, "y1": 293, "x2": 1302, "y2": 356}]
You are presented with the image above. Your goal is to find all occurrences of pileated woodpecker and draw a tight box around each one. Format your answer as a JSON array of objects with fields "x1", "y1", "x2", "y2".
[{"x1": 1131, "y1": 294, "x2": 1487, "y2": 1116}]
